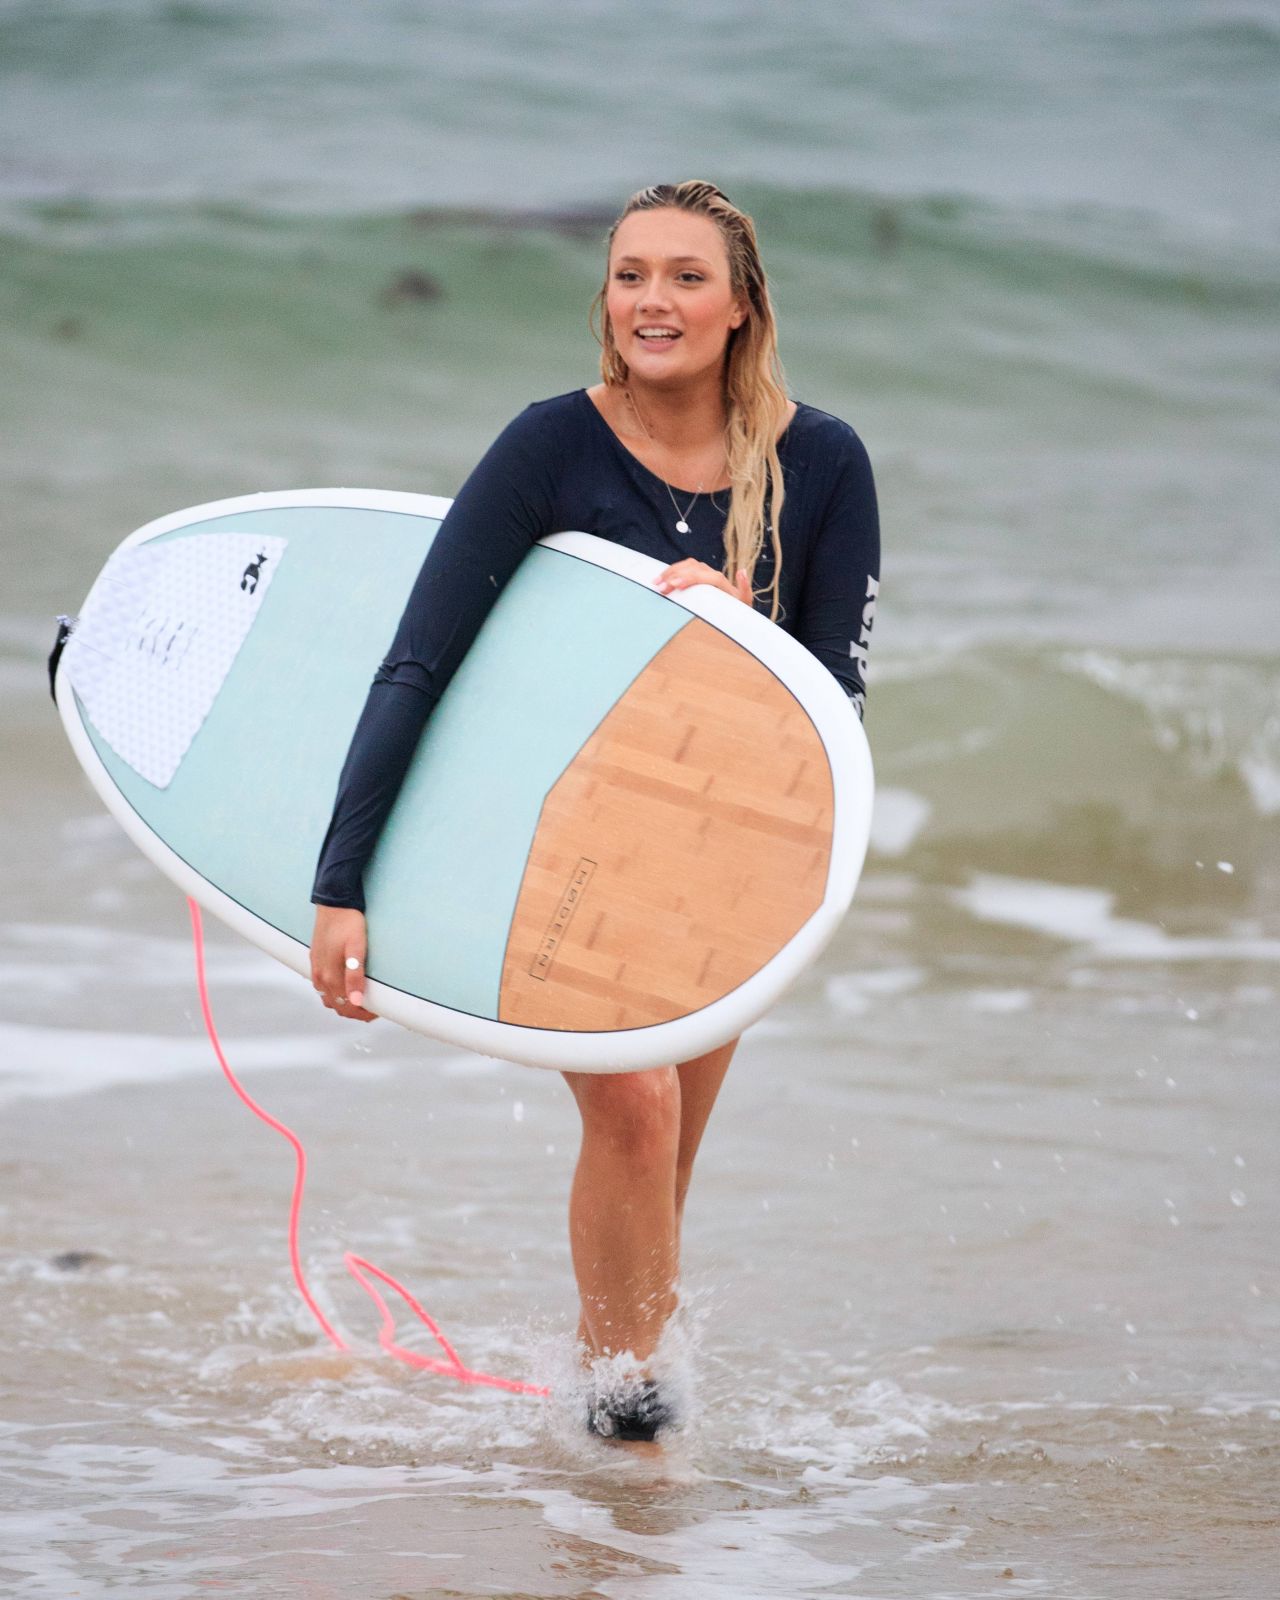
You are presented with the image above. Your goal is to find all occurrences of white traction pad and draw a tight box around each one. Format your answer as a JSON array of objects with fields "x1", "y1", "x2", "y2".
[{"x1": 64, "y1": 532, "x2": 287, "y2": 788}]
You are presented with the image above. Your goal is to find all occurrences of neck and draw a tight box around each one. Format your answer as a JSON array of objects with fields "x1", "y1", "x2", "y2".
[{"x1": 622, "y1": 375, "x2": 728, "y2": 449}]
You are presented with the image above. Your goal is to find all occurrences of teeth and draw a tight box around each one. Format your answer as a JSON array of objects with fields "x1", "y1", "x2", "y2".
[{"x1": 637, "y1": 329, "x2": 678, "y2": 339}]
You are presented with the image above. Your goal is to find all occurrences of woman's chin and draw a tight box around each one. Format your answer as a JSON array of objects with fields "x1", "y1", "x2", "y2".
[
  {"x1": 624, "y1": 352, "x2": 712, "y2": 391},
  {"x1": 626, "y1": 347, "x2": 684, "y2": 378}
]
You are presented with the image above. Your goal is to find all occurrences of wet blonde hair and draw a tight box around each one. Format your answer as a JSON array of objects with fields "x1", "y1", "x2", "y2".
[{"x1": 590, "y1": 181, "x2": 790, "y2": 620}]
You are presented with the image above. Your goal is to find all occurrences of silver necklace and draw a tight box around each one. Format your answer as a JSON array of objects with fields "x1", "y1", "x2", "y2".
[{"x1": 625, "y1": 388, "x2": 726, "y2": 536}]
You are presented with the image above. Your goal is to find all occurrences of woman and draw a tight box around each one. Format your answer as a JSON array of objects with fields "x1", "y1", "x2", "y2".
[{"x1": 309, "y1": 181, "x2": 880, "y2": 1444}]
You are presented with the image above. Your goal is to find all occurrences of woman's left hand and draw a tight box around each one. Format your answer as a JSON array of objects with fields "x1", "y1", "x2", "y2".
[{"x1": 655, "y1": 561, "x2": 753, "y2": 606}]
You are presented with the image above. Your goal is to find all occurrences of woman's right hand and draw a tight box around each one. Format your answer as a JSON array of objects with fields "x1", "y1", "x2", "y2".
[{"x1": 310, "y1": 906, "x2": 378, "y2": 1023}]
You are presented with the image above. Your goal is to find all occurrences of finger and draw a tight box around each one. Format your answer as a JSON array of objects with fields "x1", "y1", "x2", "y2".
[
  {"x1": 735, "y1": 568, "x2": 752, "y2": 604},
  {"x1": 333, "y1": 983, "x2": 377, "y2": 1021},
  {"x1": 315, "y1": 959, "x2": 340, "y2": 1003},
  {"x1": 333, "y1": 993, "x2": 377, "y2": 1022},
  {"x1": 343, "y1": 949, "x2": 366, "y2": 1010},
  {"x1": 313, "y1": 945, "x2": 342, "y2": 1007},
  {"x1": 656, "y1": 562, "x2": 714, "y2": 594},
  {"x1": 315, "y1": 969, "x2": 345, "y2": 1011}
]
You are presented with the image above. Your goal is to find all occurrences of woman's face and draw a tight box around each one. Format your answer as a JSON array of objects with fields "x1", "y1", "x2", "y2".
[{"x1": 606, "y1": 207, "x2": 747, "y2": 389}]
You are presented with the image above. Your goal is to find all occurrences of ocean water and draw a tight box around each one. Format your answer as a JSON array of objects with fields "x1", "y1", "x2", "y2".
[{"x1": 2, "y1": 2, "x2": 1278, "y2": 1595}]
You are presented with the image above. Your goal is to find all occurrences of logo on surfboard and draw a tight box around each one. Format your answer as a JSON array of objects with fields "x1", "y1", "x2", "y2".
[
  {"x1": 240, "y1": 551, "x2": 269, "y2": 594},
  {"x1": 529, "y1": 857, "x2": 597, "y2": 980}
]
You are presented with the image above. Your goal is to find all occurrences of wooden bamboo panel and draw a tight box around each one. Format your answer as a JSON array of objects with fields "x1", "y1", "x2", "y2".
[{"x1": 497, "y1": 618, "x2": 834, "y2": 1036}]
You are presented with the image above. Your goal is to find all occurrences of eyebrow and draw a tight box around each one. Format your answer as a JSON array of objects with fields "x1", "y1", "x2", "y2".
[{"x1": 614, "y1": 254, "x2": 714, "y2": 267}]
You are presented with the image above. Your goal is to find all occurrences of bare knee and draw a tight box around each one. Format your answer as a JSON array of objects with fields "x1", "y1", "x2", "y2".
[{"x1": 567, "y1": 1068, "x2": 681, "y2": 1171}]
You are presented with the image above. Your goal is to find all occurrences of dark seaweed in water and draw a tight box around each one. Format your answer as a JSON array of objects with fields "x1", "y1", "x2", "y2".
[
  {"x1": 50, "y1": 1250, "x2": 108, "y2": 1272},
  {"x1": 379, "y1": 269, "x2": 445, "y2": 309}
]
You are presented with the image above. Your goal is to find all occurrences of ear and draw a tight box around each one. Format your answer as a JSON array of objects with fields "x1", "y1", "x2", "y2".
[{"x1": 729, "y1": 296, "x2": 748, "y2": 330}]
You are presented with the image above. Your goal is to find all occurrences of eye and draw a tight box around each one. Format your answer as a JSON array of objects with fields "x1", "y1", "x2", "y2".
[
  {"x1": 678, "y1": 271, "x2": 705, "y2": 283},
  {"x1": 613, "y1": 269, "x2": 641, "y2": 283}
]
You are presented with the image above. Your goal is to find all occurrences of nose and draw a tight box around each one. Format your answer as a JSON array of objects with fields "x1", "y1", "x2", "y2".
[{"x1": 637, "y1": 277, "x2": 674, "y2": 314}]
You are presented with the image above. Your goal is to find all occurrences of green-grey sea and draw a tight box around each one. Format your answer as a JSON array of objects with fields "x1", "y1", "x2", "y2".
[{"x1": 1, "y1": 3, "x2": 1277, "y2": 1595}]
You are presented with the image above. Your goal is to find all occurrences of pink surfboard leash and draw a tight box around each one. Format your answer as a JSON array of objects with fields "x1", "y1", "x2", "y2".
[{"x1": 187, "y1": 896, "x2": 548, "y2": 1398}]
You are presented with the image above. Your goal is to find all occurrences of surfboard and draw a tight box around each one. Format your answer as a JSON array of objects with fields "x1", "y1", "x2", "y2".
[{"x1": 54, "y1": 488, "x2": 874, "y2": 1072}]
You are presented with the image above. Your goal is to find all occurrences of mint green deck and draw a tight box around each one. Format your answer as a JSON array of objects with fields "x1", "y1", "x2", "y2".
[{"x1": 82, "y1": 507, "x2": 689, "y2": 1019}]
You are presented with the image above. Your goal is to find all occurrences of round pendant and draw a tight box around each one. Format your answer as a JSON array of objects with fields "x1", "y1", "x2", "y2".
[{"x1": 676, "y1": 519, "x2": 690, "y2": 534}]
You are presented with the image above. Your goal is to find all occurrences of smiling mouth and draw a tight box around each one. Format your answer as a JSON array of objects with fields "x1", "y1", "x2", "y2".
[{"x1": 635, "y1": 328, "x2": 682, "y2": 344}]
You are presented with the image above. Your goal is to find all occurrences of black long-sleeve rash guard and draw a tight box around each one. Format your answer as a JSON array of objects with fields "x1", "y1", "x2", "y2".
[{"x1": 312, "y1": 387, "x2": 880, "y2": 911}]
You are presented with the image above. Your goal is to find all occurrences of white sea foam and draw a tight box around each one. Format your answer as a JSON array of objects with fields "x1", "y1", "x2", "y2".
[
  {"x1": 868, "y1": 787, "x2": 932, "y2": 857},
  {"x1": 953, "y1": 872, "x2": 1280, "y2": 962},
  {"x1": 825, "y1": 966, "x2": 926, "y2": 1017},
  {"x1": 0, "y1": 1020, "x2": 351, "y2": 1104},
  {"x1": 521, "y1": 1476, "x2": 911, "y2": 1595},
  {"x1": 2, "y1": 918, "x2": 309, "y2": 994},
  {"x1": 751, "y1": 1378, "x2": 985, "y2": 1472},
  {"x1": 967, "y1": 987, "x2": 1034, "y2": 1012}
]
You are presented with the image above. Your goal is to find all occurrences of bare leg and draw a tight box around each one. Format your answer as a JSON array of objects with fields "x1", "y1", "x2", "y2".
[
  {"x1": 674, "y1": 1037, "x2": 738, "y2": 1241},
  {"x1": 564, "y1": 1036, "x2": 739, "y2": 1363},
  {"x1": 563, "y1": 1065, "x2": 681, "y2": 1362}
]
